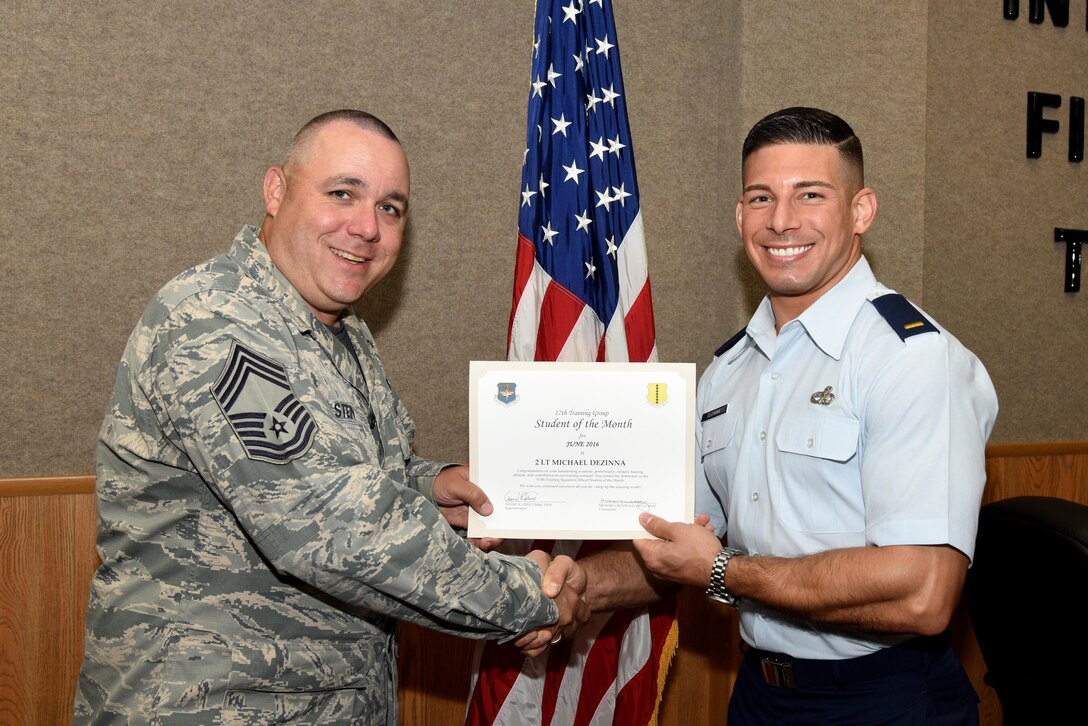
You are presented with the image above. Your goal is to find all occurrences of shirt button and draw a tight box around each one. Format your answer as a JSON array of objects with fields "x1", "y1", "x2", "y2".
[
  {"x1": 759, "y1": 431, "x2": 767, "y2": 441},
  {"x1": 806, "y1": 437, "x2": 814, "y2": 448},
  {"x1": 770, "y1": 372, "x2": 780, "y2": 380},
  {"x1": 751, "y1": 492, "x2": 759, "y2": 502}
]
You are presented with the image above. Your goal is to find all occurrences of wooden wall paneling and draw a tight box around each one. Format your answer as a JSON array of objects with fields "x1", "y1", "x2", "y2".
[
  {"x1": 397, "y1": 625, "x2": 476, "y2": 723},
  {"x1": 1, "y1": 482, "x2": 98, "y2": 726},
  {"x1": 657, "y1": 589, "x2": 737, "y2": 725},
  {"x1": 983, "y1": 444, "x2": 1088, "y2": 505}
]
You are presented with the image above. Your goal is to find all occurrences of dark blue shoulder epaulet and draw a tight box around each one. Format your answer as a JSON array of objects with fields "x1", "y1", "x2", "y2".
[
  {"x1": 714, "y1": 327, "x2": 748, "y2": 357},
  {"x1": 869, "y1": 293, "x2": 939, "y2": 341}
]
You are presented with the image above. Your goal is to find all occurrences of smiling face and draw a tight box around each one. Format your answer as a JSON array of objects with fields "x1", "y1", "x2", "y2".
[
  {"x1": 259, "y1": 120, "x2": 410, "y2": 325},
  {"x1": 736, "y1": 142, "x2": 876, "y2": 328}
]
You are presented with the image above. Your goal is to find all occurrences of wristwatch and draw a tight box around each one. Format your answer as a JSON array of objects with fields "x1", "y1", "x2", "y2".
[{"x1": 706, "y1": 547, "x2": 743, "y2": 607}]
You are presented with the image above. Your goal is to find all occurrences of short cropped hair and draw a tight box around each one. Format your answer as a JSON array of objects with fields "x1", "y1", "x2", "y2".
[
  {"x1": 285, "y1": 109, "x2": 400, "y2": 169},
  {"x1": 742, "y1": 107, "x2": 864, "y2": 186}
]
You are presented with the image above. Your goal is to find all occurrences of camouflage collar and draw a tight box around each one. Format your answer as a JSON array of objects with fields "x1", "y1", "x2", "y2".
[
  {"x1": 229, "y1": 225, "x2": 322, "y2": 334},
  {"x1": 229, "y1": 225, "x2": 377, "y2": 391}
]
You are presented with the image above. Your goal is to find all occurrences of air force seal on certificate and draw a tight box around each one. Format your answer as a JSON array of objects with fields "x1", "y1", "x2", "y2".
[
  {"x1": 213, "y1": 340, "x2": 317, "y2": 464},
  {"x1": 496, "y1": 382, "x2": 518, "y2": 405},
  {"x1": 646, "y1": 382, "x2": 668, "y2": 406}
]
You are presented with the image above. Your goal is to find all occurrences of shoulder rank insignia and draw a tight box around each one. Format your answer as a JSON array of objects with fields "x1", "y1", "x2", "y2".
[
  {"x1": 213, "y1": 340, "x2": 317, "y2": 464},
  {"x1": 869, "y1": 294, "x2": 939, "y2": 341},
  {"x1": 714, "y1": 327, "x2": 748, "y2": 357}
]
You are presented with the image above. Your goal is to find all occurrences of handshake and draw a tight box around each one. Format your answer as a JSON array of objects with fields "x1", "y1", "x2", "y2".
[
  {"x1": 516, "y1": 550, "x2": 591, "y2": 657},
  {"x1": 435, "y1": 465, "x2": 722, "y2": 658},
  {"x1": 433, "y1": 465, "x2": 591, "y2": 657}
]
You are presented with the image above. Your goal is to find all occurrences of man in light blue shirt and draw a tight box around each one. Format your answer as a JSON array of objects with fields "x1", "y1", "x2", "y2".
[{"x1": 584, "y1": 107, "x2": 998, "y2": 724}]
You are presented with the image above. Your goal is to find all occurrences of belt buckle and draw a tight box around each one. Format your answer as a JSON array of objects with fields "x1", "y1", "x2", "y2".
[{"x1": 760, "y1": 658, "x2": 796, "y2": 689}]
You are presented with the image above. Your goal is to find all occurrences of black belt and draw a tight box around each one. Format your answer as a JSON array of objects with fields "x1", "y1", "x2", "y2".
[{"x1": 741, "y1": 634, "x2": 950, "y2": 689}]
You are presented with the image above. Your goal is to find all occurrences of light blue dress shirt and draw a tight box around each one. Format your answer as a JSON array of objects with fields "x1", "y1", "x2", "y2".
[{"x1": 695, "y1": 257, "x2": 998, "y2": 659}]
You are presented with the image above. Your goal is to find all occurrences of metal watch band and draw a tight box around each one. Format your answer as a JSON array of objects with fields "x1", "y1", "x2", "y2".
[{"x1": 706, "y1": 547, "x2": 742, "y2": 608}]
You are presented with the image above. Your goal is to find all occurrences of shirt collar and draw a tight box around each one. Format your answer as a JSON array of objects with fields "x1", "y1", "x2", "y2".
[
  {"x1": 229, "y1": 225, "x2": 373, "y2": 387},
  {"x1": 735, "y1": 256, "x2": 885, "y2": 362},
  {"x1": 797, "y1": 256, "x2": 885, "y2": 359},
  {"x1": 228, "y1": 224, "x2": 324, "y2": 334}
]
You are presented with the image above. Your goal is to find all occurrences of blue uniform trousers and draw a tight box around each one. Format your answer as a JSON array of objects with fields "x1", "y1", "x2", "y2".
[{"x1": 727, "y1": 636, "x2": 979, "y2": 725}]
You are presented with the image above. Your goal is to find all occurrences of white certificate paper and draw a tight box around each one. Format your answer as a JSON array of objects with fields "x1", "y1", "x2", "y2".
[{"x1": 468, "y1": 361, "x2": 695, "y2": 540}]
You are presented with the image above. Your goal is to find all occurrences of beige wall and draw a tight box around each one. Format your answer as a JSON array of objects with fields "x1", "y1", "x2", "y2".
[
  {"x1": 1, "y1": 1, "x2": 1085, "y2": 477},
  {"x1": 924, "y1": 3, "x2": 1087, "y2": 441}
]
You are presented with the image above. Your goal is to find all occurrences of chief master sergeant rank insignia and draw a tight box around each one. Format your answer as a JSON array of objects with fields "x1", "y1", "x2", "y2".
[{"x1": 213, "y1": 340, "x2": 317, "y2": 464}]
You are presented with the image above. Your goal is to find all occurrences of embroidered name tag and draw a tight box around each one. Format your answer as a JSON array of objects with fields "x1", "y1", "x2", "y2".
[
  {"x1": 333, "y1": 402, "x2": 357, "y2": 421},
  {"x1": 701, "y1": 404, "x2": 729, "y2": 422}
]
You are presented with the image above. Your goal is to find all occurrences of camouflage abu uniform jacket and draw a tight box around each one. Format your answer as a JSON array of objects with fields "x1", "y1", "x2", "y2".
[{"x1": 75, "y1": 226, "x2": 558, "y2": 725}]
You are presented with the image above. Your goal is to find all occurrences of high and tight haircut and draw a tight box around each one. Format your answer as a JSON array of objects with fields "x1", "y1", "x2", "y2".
[
  {"x1": 285, "y1": 109, "x2": 400, "y2": 168},
  {"x1": 742, "y1": 107, "x2": 864, "y2": 186}
]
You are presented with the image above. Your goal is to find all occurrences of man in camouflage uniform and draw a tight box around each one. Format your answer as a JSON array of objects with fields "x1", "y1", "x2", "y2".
[{"x1": 75, "y1": 110, "x2": 586, "y2": 725}]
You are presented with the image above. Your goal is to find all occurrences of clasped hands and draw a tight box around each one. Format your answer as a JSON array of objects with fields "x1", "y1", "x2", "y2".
[
  {"x1": 434, "y1": 466, "x2": 590, "y2": 656},
  {"x1": 512, "y1": 510, "x2": 721, "y2": 654},
  {"x1": 515, "y1": 550, "x2": 590, "y2": 656},
  {"x1": 434, "y1": 467, "x2": 720, "y2": 653}
]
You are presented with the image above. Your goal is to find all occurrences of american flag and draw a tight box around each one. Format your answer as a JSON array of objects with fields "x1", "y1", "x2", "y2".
[
  {"x1": 466, "y1": 1, "x2": 676, "y2": 723},
  {"x1": 505, "y1": 0, "x2": 656, "y2": 363}
]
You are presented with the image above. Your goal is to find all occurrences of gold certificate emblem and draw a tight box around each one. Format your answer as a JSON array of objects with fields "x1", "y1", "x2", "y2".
[{"x1": 646, "y1": 383, "x2": 668, "y2": 406}]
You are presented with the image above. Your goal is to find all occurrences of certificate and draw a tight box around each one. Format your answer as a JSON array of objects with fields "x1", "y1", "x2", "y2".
[{"x1": 467, "y1": 361, "x2": 695, "y2": 540}]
